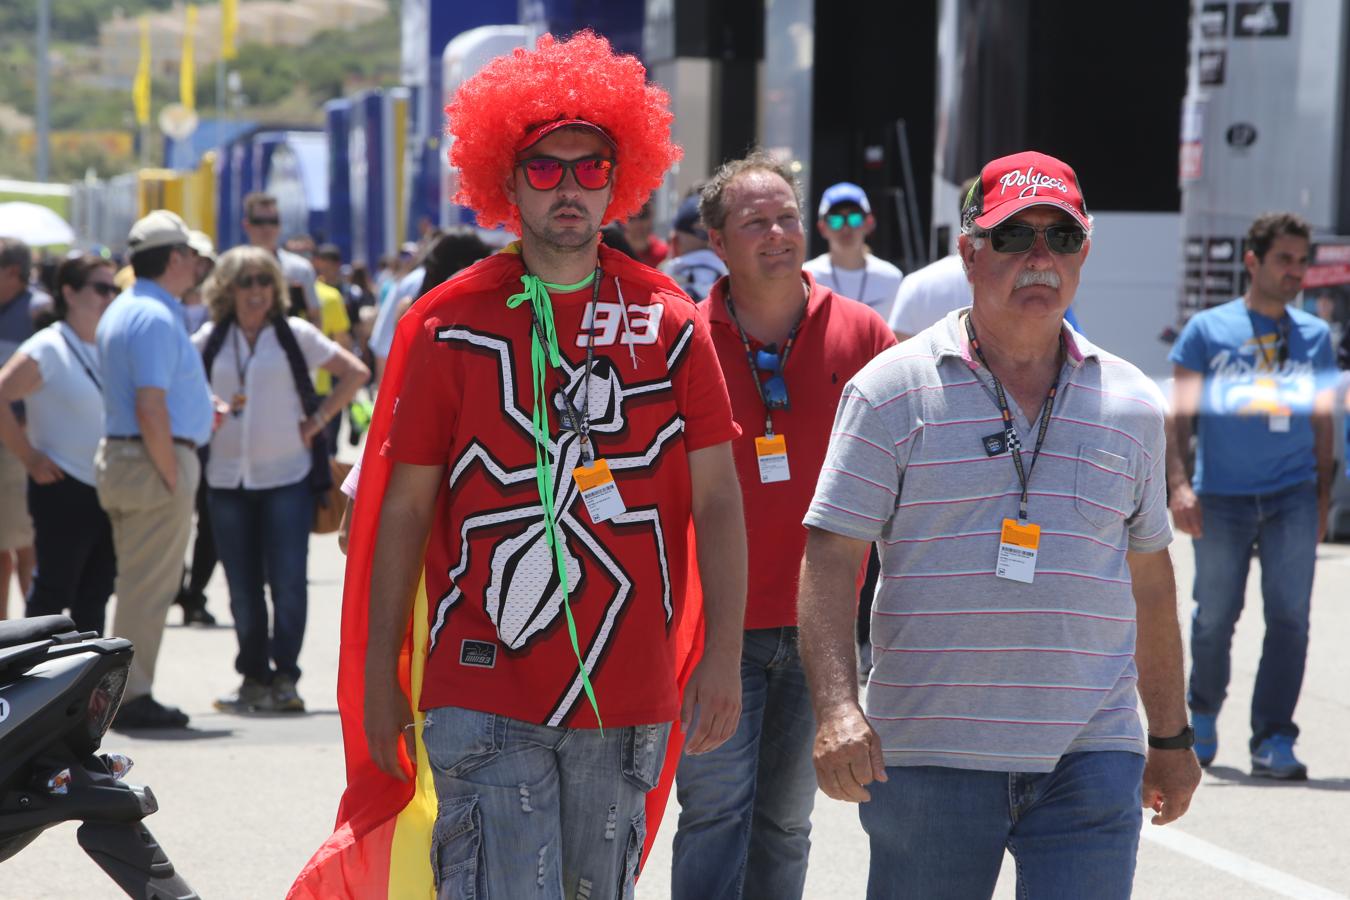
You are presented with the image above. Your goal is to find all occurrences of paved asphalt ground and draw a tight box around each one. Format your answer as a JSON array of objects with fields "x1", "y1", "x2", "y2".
[{"x1": 4, "y1": 518, "x2": 1349, "y2": 898}]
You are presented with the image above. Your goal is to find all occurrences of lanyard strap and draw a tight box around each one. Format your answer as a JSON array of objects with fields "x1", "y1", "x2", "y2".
[
  {"x1": 724, "y1": 286, "x2": 806, "y2": 435},
  {"x1": 964, "y1": 313, "x2": 1061, "y2": 521},
  {"x1": 1248, "y1": 310, "x2": 1290, "y2": 371},
  {"x1": 56, "y1": 325, "x2": 101, "y2": 392},
  {"x1": 830, "y1": 260, "x2": 868, "y2": 304},
  {"x1": 506, "y1": 264, "x2": 604, "y2": 730},
  {"x1": 231, "y1": 324, "x2": 259, "y2": 392}
]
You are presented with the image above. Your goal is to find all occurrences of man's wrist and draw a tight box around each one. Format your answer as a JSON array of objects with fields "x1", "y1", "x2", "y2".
[{"x1": 1147, "y1": 724, "x2": 1195, "y2": 750}]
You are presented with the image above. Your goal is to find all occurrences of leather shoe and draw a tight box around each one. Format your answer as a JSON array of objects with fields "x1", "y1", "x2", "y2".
[{"x1": 112, "y1": 695, "x2": 190, "y2": 730}]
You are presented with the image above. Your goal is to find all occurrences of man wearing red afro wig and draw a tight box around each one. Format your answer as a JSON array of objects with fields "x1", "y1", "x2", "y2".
[{"x1": 352, "y1": 30, "x2": 748, "y2": 900}]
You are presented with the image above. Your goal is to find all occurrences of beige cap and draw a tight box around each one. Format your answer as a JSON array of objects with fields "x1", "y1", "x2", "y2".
[
  {"x1": 127, "y1": 210, "x2": 191, "y2": 257},
  {"x1": 187, "y1": 229, "x2": 216, "y2": 261}
]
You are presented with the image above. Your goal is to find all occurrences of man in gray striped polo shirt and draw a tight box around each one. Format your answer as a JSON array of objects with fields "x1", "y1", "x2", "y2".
[{"x1": 798, "y1": 151, "x2": 1201, "y2": 900}]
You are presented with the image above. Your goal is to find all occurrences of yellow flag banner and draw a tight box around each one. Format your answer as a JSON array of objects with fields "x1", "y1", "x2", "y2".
[
  {"x1": 221, "y1": 0, "x2": 238, "y2": 61},
  {"x1": 133, "y1": 16, "x2": 151, "y2": 126},
  {"x1": 181, "y1": 5, "x2": 197, "y2": 111}
]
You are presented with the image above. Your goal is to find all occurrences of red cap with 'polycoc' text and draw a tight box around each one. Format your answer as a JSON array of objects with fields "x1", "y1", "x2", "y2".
[{"x1": 961, "y1": 151, "x2": 1090, "y2": 231}]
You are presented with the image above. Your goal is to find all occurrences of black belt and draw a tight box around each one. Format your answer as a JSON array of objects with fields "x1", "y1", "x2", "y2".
[{"x1": 107, "y1": 435, "x2": 197, "y2": 451}]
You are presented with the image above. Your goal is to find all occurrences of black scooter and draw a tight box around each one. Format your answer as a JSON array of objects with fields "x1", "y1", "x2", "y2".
[{"x1": 0, "y1": 615, "x2": 197, "y2": 898}]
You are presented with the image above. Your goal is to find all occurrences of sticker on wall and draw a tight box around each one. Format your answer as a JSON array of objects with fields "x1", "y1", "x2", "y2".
[
  {"x1": 1207, "y1": 237, "x2": 1238, "y2": 263},
  {"x1": 1200, "y1": 3, "x2": 1229, "y2": 38},
  {"x1": 0, "y1": 697, "x2": 8, "y2": 724},
  {"x1": 1199, "y1": 50, "x2": 1226, "y2": 85},
  {"x1": 1233, "y1": 2, "x2": 1291, "y2": 37},
  {"x1": 1226, "y1": 122, "x2": 1258, "y2": 148}
]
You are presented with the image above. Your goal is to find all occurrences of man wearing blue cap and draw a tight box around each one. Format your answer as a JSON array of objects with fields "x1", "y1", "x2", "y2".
[
  {"x1": 662, "y1": 194, "x2": 727, "y2": 301},
  {"x1": 803, "y1": 182, "x2": 904, "y2": 320}
]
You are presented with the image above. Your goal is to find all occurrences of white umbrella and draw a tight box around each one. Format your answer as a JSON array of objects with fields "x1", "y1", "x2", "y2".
[{"x1": 0, "y1": 201, "x2": 76, "y2": 246}]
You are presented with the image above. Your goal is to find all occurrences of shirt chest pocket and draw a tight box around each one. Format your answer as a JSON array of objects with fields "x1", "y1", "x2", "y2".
[{"x1": 1074, "y1": 445, "x2": 1133, "y2": 528}]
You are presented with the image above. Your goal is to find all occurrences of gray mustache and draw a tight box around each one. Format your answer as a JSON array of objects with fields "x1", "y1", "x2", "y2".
[{"x1": 1014, "y1": 269, "x2": 1061, "y2": 289}]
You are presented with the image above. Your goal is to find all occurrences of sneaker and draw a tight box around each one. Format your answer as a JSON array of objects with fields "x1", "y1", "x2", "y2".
[
  {"x1": 214, "y1": 678, "x2": 275, "y2": 713},
  {"x1": 271, "y1": 675, "x2": 305, "y2": 713},
  {"x1": 1251, "y1": 734, "x2": 1308, "y2": 781},
  {"x1": 1192, "y1": 712, "x2": 1218, "y2": 767},
  {"x1": 112, "y1": 695, "x2": 190, "y2": 730}
]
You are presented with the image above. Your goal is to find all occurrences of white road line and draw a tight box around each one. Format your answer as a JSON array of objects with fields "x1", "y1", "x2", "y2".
[{"x1": 1141, "y1": 826, "x2": 1349, "y2": 900}]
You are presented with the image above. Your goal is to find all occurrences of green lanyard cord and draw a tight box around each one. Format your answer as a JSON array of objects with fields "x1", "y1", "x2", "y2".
[{"x1": 505, "y1": 270, "x2": 603, "y2": 730}]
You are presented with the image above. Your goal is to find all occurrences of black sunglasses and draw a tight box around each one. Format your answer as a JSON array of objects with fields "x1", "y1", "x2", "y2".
[
  {"x1": 86, "y1": 282, "x2": 119, "y2": 297},
  {"x1": 235, "y1": 274, "x2": 271, "y2": 289},
  {"x1": 987, "y1": 222, "x2": 1086, "y2": 255},
  {"x1": 755, "y1": 346, "x2": 790, "y2": 410},
  {"x1": 249, "y1": 217, "x2": 281, "y2": 227}
]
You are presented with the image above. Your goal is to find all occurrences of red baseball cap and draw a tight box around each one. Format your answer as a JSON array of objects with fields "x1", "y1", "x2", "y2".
[
  {"x1": 961, "y1": 151, "x2": 1089, "y2": 231},
  {"x1": 514, "y1": 117, "x2": 617, "y2": 155}
]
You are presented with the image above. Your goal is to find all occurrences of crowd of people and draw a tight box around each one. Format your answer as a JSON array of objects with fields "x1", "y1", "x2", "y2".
[{"x1": 1, "y1": 29, "x2": 1337, "y2": 900}]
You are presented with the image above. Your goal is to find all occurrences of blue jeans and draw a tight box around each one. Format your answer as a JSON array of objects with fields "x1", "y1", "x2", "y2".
[
  {"x1": 672, "y1": 627, "x2": 817, "y2": 900},
  {"x1": 859, "y1": 752, "x2": 1145, "y2": 900},
  {"x1": 207, "y1": 478, "x2": 314, "y2": 683},
  {"x1": 423, "y1": 706, "x2": 671, "y2": 900},
  {"x1": 1188, "y1": 482, "x2": 1318, "y2": 749}
]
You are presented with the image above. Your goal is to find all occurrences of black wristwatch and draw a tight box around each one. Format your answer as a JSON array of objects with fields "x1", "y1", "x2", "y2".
[{"x1": 1147, "y1": 725, "x2": 1196, "y2": 750}]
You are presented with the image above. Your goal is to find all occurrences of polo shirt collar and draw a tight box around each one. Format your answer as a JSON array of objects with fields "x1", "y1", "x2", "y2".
[
  {"x1": 932, "y1": 308, "x2": 1098, "y2": 372},
  {"x1": 705, "y1": 269, "x2": 829, "y2": 338},
  {"x1": 132, "y1": 278, "x2": 181, "y2": 307}
]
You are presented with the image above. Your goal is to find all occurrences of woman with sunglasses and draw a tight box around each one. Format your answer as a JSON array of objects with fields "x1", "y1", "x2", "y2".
[
  {"x1": 0, "y1": 255, "x2": 119, "y2": 632},
  {"x1": 195, "y1": 247, "x2": 368, "y2": 714}
]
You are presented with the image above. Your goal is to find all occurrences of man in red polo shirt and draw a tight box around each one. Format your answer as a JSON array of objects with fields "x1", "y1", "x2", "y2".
[{"x1": 671, "y1": 151, "x2": 895, "y2": 899}]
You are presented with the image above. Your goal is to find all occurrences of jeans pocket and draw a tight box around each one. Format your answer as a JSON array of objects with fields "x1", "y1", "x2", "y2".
[
  {"x1": 616, "y1": 810, "x2": 647, "y2": 900},
  {"x1": 621, "y1": 723, "x2": 671, "y2": 792},
  {"x1": 1074, "y1": 446, "x2": 1131, "y2": 528},
  {"x1": 423, "y1": 707, "x2": 505, "y2": 776},
  {"x1": 431, "y1": 795, "x2": 487, "y2": 900}
]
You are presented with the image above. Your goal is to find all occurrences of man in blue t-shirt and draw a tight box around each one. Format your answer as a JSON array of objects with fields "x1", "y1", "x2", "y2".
[
  {"x1": 1166, "y1": 211, "x2": 1334, "y2": 781},
  {"x1": 96, "y1": 210, "x2": 213, "y2": 730}
]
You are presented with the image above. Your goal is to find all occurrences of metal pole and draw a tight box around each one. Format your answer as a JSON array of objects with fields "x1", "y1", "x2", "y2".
[
  {"x1": 217, "y1": 56, "x2": 225, "y2": 123},
  {"x1": 35, "y1": 0, "x2": 50, "y2": 180}
]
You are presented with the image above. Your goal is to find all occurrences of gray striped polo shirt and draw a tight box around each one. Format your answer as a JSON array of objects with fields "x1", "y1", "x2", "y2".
[{"x1": 804, "y1": 309, "x2": 1171, "y2": 773}]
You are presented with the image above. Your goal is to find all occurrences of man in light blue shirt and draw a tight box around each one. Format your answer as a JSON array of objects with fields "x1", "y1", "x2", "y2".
[
  {"x1": 1167, "y1": 211, "x2": 1334, "y2": 780},
  {"x1": 95, "y1": 210, "x2": 213, "y2": 730}
]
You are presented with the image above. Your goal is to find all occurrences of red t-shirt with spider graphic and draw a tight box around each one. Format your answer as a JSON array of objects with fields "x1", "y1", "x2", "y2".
[{"x1": 383, "y1": 245, "x2": 738, "y2": 728}]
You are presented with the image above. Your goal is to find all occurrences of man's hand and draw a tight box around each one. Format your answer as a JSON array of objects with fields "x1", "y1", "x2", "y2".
[
  {"x1": 364, "y1": 673, "x2": 415, "y2": 781},
  {"x1": 1317, "y1": 492, "x2": 1330, "y2": 543},
  {"x1": 681, "y1": 646, "x2": 741, "y2": 755},
  {"x1": 1142, "y1": 747, "x2": 1201, "y2": 825},
  {"x1": 23, "y1": 450, "x2": 63, "y2": 484},
  {"x1": 1168, "y1": 482, "x2": 1203, "y2": 537},
  {"x1": 814, "y1": 702, "x2": 888, "y2": 803}
]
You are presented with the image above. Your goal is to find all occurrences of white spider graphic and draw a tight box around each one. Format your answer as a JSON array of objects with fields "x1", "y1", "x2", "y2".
[{"x1": 428, "y1": 321, "x2": 694, "y2": 725}]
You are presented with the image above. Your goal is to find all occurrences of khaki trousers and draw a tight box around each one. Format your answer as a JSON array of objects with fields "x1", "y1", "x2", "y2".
[{"x1": 95, "y1": 439, "x2": 199, "y2": 701}]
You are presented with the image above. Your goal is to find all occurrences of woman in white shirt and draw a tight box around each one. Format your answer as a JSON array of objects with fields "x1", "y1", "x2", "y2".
[
  {"x1": 195, "y1": 247, "x2": 368, "y2": 714},
  {"x1": 0, "y1": 255, "x2": 118, "y2": 633}
]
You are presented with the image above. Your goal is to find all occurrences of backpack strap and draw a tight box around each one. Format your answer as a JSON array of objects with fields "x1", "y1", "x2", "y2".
[{"x1": 272, "y1": 315, "x2": 320, "y2": 417}]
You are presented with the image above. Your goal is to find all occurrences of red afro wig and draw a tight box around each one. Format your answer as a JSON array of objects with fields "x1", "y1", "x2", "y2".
[{"x1": 445, "y1": 31, "x2": 681, "y2": 233}]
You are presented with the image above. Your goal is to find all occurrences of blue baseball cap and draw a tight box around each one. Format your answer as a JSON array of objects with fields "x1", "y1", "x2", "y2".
[
  {"x1": 817, "y1": 182, "x2": 871, "y2": 219},
  {"x1": 672, "y1": 195, "x2": 706, "y2": 239}
]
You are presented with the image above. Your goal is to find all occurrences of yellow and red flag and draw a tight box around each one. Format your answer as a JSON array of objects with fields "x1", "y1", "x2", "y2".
[
  {"x1": 287, "y1": 265, "x2": 703, "y2": 899},
  {"x1": 132, "y1": 16, "x2": 151, "y2": 126},
  {"x1": 180, "y1": 5, "x2": 197, "y2": 112},
  {"x1": 221, "y1": 0, "x2": 238, "y2": 61}
]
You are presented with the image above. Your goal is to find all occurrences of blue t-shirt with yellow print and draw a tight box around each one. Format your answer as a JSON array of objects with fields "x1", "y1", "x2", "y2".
[{"x1": 1170, "y1": 297, "x2": 1335, "y2": 496}]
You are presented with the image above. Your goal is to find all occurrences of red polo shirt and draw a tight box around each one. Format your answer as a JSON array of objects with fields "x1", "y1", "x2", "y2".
[{"x1": 699, "y1": 272, "x2": 896, "y2": 629}]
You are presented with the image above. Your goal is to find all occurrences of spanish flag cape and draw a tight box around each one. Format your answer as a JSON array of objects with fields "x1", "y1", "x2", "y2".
[{"x1": 288, "y1": 255, "x2": 707, "y2": 899}]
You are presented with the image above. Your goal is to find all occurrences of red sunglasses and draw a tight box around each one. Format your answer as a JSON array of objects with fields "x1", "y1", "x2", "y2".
[{"x1": 516, "y1": 156, "x2": 615, "y2": 191}]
